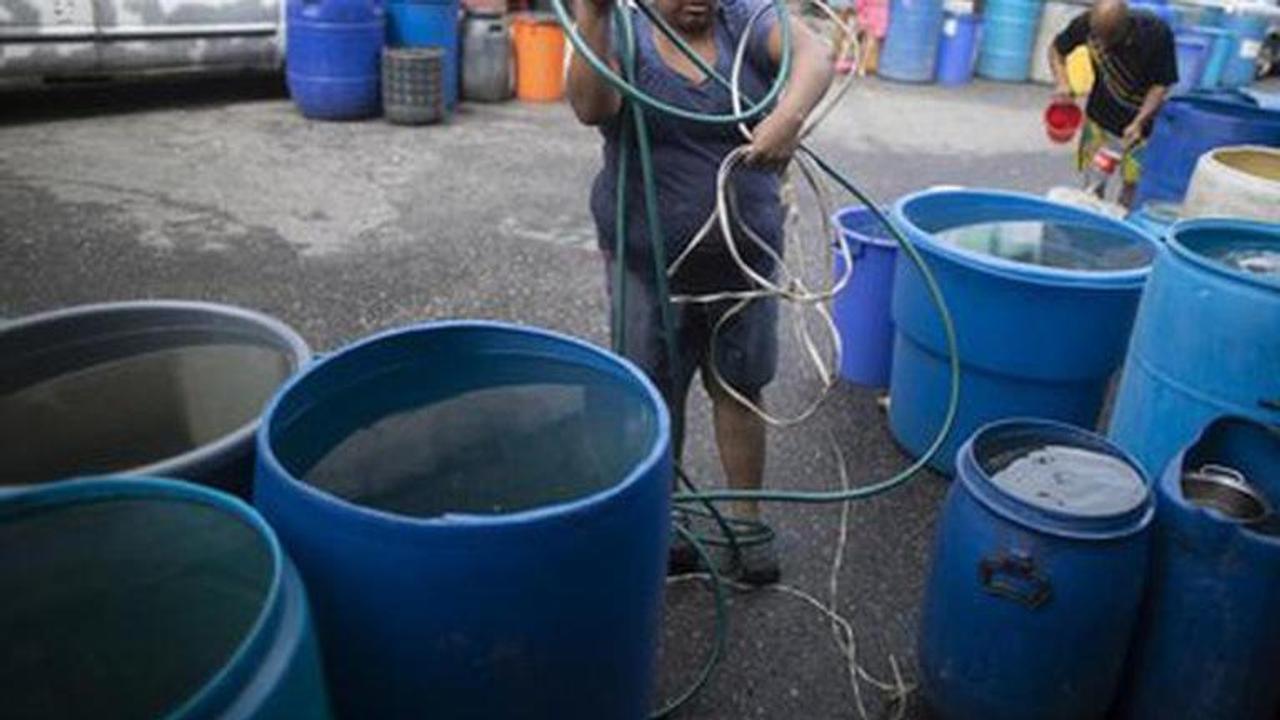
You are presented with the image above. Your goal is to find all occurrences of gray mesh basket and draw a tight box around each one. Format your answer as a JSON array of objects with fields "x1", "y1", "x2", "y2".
[{"x1": 383, "y1": 47, "x2": 447, "y2": 126}]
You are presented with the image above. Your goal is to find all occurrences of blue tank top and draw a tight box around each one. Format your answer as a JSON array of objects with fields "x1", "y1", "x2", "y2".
[{"x1": 589, "y1": 0, "x2": 784, "y2": 275}]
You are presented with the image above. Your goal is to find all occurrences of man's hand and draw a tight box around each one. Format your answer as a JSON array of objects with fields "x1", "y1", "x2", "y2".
[
  {"x1": 746, "y1": 111, "x2": 803, "y2": 171},
  {"x1": 1121, "y1": 121, "x2": 1143, "y2": 149}
]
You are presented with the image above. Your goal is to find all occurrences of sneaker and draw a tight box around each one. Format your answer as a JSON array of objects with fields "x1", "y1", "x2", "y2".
[{"x1": 731, "y1": 537, "x2": 782, "y2": 586}]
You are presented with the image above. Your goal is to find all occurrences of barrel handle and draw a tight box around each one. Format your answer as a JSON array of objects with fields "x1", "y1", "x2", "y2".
[{"x1": 979, "y1": 552, "x2": 1051, "y2": 609}]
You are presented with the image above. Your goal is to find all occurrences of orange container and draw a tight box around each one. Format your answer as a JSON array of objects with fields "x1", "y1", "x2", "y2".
[{"x1": 512, "y1": 13, "x2": 566, "y2": 102}]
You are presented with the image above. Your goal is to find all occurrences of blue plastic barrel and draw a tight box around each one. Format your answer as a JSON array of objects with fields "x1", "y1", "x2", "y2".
[
  {"x1": 1117, "y1": 417, "x2": 1280, "y2": 720},
  {"x1": 0, "y1": 301, "x2": 310, "y2": 497},
  {"x1": 1124, "y1": 201, "x2": 1181, "y2": 242},
  {"x1": 1133, "y1": 1, "x2": 1176, "y2": 27},
  {"x1": 1134, "y1": 96, "x2": 1280, "y2": 205},
  {"x1": 936, "y1": 11, "x2": 982, "y2": 86},
  {"x1": 1219, "y1": 8, "x2": 1270, "y2": 88},
  {"x1": 919, "y1": 419, "x2": 1154, "y2": 720},
  {"x1": 286, "y1": 0, "x2": 385, "y2": 119},
  {"x1": 976, "y1": 0, "x2": 1043, "y2": 82},
  {"x1": 888, "y1": 190, "x2": 1157, "y2": 474},
  {"x1": 386, "y1": 0, "x2": 460, "y2": 108},
  {"x1": 1198, "y1": 26, "x2": 1235, "y2": 88},
  {"x1": 1109, "y1": 219, "x2": 1280, "y2": 479},
  {"x1": 254, "y1": 321, "x2": 671, "y2": 719},
  {"x1": 833, "y1": 206, "x2": 899, "y2": 388},
  {"x1": 0, "y1": 477, "x2": 330, "y2": 719},
  {"x1": 879, "y1": 0, "x2": 946, "y2": 82},
  {"x1": 1173, "y1": 31, "x2": 1211, "y2": 93}
]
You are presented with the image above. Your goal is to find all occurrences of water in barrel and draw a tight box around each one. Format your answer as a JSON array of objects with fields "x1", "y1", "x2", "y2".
[
  {"x1": 296, "y1": 355, "x2": 659, "y2": 517},
  {"x1": 935, "y1": 220, "x2": 1156, "y2": 272},
  {"x1": 978, "y1": 435, "x2": 1148, "y2": 517},
  {"x1": 1210, "y1": 247, "x2": 1280, "y2": 278}
]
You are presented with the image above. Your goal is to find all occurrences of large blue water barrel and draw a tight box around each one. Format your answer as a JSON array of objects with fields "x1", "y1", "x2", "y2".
[
  {"x1": 1134, "y1": 95, "x2": 1280, "y2": 206},
  {"x1": 879, "y1": 0, "x2": 946, "y2": 82},
  {"x1": 936, "y1": 11, "x2": 982, "y2": 86},
  {"x1": 919, "y1": 419, "x2": 1154, "y2": 720},
  {"x1": 0, "y1": 476, "x2": 330, "y2": 719},
  {"x1": 1219, "y1": 7, "x2": 1271, "y2": 88},
  {"x1": 1109, "y1": 219, "x2": 1280, "y2": 480},
  {"x1": 286, "y1": 0, "x2": 385, "y2": 120},
  {"x1": 254, "y1": 321, "x2": 671, "y2": 718},
  {"x1": 976, "y1": 0, "x2": 1043, "y2": 82},
  {"x1": 1116, "y1": 416, "x2": 1280, "y2": 720},
  {"x1": 833, "y1": 206, "x2": 899, "y2": 388},
  {"x1": 1173, "y1": 31, "x2": 1212, "y2": 93},
  {"x1": 0, "y1": 301, "x2": 310, "y2": 497},
  {"x1": 889, "y1": 190, "x2": 1157, "y2": 474},
  {"x1": 386, "y1": 0, "x2": 461, "y2": 108}
]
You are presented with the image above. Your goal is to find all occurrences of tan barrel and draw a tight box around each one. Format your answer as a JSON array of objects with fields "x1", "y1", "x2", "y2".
[{"x1": 1183, "y1": 145, "x2": 1280, "y2": 223}]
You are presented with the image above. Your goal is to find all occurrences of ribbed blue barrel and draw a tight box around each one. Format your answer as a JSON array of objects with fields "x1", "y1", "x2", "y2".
[
  {"x1": 254, "y1": 321, "x2": 671, "y2": 718},
  {"x1": 1134, "y1": 96, "x2": 1280, "y2": 206},
  {"x1": 1173, "y1": 31, "x2": 1211, "y2": 93},
  {"x1": 0, "y1": 301, "x2": 310, "y2": 497},
  {"x1": 936, "y1": 11, "x2": 982, "y2": 86},
  {"x1": 1198, "y1": 27, "x2": 1235, "y2": 89},
  {"x1": 920, "y1": 419, "x2": 1154, "y2": 720},
  {"x1": 1116, "y1": 417, "x2": 1280, "y2": 720},
  {"x1": 1219, "y1": 8, "x2": 1270, "y2": 88},
  {"x1": 1109, "y1": 220, "x2": 1280, "y2": 480},
  {"x1": 889, "y1": 190, "x2": 1157, "y2": 474},
  {"x1": 976, "y1": 0, "x2": 1043, "y2": 82},
  {"x1": 0, "y1": 477, "x2": 330, "y2": 719},
  {"x1": 879, "y1": 0, "x2": 946, "y2": 82},
  {"x1": 286, "y1": 0, "x2": 385, "y2": 119},
  {"x1": 386, "y1": 0, "x2": 460, "y2": 108},
  {"x1": 833, "y1": 206, "x2": 899, "y2": 388}
]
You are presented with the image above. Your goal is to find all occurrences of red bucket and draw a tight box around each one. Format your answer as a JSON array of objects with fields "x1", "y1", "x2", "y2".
[{"x1": 1044, "y1": 101, "x2": 1084, "y2": 144}]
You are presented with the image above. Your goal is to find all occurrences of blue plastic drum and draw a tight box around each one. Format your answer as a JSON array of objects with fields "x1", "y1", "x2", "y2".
[
  {"x1": 879, "y1": 0, "x2": 946, "y2": 82},
  {"x1": 385, "y1": 0, "x2": 461, "y2": 108},
  {"x1": 1219, "y1": 7, "x2": 1270, "y2": 88},
  {"x1": 889, "y1": 189, "x2": 1157, "y2": 474},
  {"x1": 976, "y1": 0, "x2": 1043, "y2": 82},
  {"x1": 936, "y1": 11, "x2": 982, "y2": 86},
  {"x1": 1109, "y1": 219, "x2": 1280, "y2": 480},
  {"x1": 1173, "y1": 31, "x2": 1211, "y2": 93},
  {"x1": 286, "y1": 0, "x2": 386, "y2": 119},
  {"x1": 833, "y1": 206, "x2": 899, "y2": 388},
  {"x1": 254, "y1": 321, "x2": 672, "y2": 719},
  {"x1": 920, "y1": 419, "x2": 1154, "y2": 720}
]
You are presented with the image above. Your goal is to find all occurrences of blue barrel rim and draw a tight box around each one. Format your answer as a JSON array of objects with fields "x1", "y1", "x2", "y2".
[
  {"x1": 0, "y1": 475, "x2": 289, "y2": 720},
  {"x1": 0, "y1": 300, "x2": 312, "y2": 483},
  {"x1": 892, "y1": 188, "x2": 1159, "y2": 288},
  {"x1": 957, "y1": 418, "x2": 1156, "y2": 540},
  {"x1": 256, "y1": 319, "x2": 672, "y2": 530},
  {"x1": 832, "y1": 205, "x2": 899, "y2": 250},
  {"x1": 1169, "y1": 218, "x2": 1280, "y2": 291}
]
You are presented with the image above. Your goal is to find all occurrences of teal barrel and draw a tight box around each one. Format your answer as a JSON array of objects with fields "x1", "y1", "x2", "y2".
[
  {"x1": 977, "y1": 0, "x2": 1043, "y2": 82},
  {"x1": 879, "y1": 0, "x2": 946, "y2": 82},
  {"x1": 0, "y1": 477, "x2": 330, "y2": 719},
  {"x1": 1219, "y1": 6, "x2": 1271, "y2": 88},
  {"x1": 1109, "y1": 219, "x2": 1280, "y2": 479},
  {"x1": 889, "y1": 189, "x2": 1157, "y2": 474},
  {"x1": 254, "y1": 321, "x2": 672, "y2": 718},
  {"x1": 1116, "y1": 416, "x2": 1280, "y2": 720},
  {"x1": 0, "y1": 301, "x2": 310, "y2": 497}
]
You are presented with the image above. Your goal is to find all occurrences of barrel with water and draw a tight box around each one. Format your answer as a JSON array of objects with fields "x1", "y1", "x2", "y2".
[
  {"x1": 0, "y1": 477, "x2": 329, "y2": 719},
  {"x1": 936, "y1": 10, "x2": 982, "y2": 86},
  {"x1": 879, "y1": 0, "x2": 946, "y2": 82},
  {"x1": 254, "y1": 321, "x2": 671, "y2": 718},
  {"x1": 889, "y1": 190, "x2": 1157, "y2": 473},
  {"x1": 1219, "y1": 7, "x2": 1270, "y2": 88},
  {"x1": 1030, "y1": 0, "x2": 1086, "y2": 84},
  {"x1": 286, "y1": 0, "x2": 385, "y2": 120},
  {"x1": 833, "y1": 206, "x2": 898, "y2": 388},
  {"x1": 1134, "y1": 95, "x2": 1280, "y2": 205},
  {"x1": 976, "y1": 0, "x2": 1043, "y2": 82},
  {"x1": 386, "y1": 0, "x2": 460, "y2": 108},
  {"x1": 1117, "y1": 417, "x2": 1280, "y2": 720},
  {"x1": 1109, "y1": 219, "x2": 1280, "y2": 479},
  {"x1": 919, "y1": 419, "x2": 1154, "y2": 720},
  {"x1": 0, "y1": 301, "x2": 310, "y2": 495}
]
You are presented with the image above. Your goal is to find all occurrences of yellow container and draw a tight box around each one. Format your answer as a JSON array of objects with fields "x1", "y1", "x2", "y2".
[{"x1": 1067, "y1": 46, "x2": 1094, "y2": 95}]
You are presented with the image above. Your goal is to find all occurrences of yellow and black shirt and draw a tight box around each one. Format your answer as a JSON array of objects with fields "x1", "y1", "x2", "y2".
[{"x1": 1055, "y1": 10, "x2": 1179, "y2": 136}]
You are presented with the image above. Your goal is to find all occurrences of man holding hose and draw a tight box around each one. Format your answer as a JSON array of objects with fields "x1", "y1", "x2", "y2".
[
  {"x1": 1049, "y1": 0, "x2": 1178, "y2": 208},
  {"x1": 567, "y1": 0, "x2": 832, "y2": 584}
]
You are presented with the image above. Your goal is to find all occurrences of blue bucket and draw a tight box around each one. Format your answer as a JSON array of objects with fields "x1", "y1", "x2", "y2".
[
  {"x1": 385, "y1": 0, "x2": 460, "y2": 107},
  {"x1": 879, "y1": 0, "x2": 946, "y2": 82},
  {"x1": 286, "y1": 0, "x2": 385, "y2": 120},
  {"x1": 936, "y1": 11, "x2": 982, "y2": 86},
  {"x1": 254, "y1": 321, "x2": 672, "y2": 719},
  {"x1": 0, "y1": 477, "x2": 330, "y2": 719},
  {"x1": 889, "y1": 189, "x2": 1158, "y2": 474},
  {"x1": 1174, "y1": 32, "x2": 1212, "y2": 94},
  {"x1": 919, "y1": 419, "x2": 1154, "y2": 720},
  {"x1": 1117, "y1": 416, "x2": 1280, "y2": 720},
  {"x1": 976, "y1": 0, "x2": 1043, "y2": 82},
  {"x1": 833, "y1": 206, "x2": 899, "y2": 388},
  {"x1": 1109, "y1": 219, "x2": 1280, "y2": 480}
]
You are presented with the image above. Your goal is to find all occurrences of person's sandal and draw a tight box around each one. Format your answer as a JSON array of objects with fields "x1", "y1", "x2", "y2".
[{"x1": 730, "y1": 536, "x2": 781, "y2": 587}]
